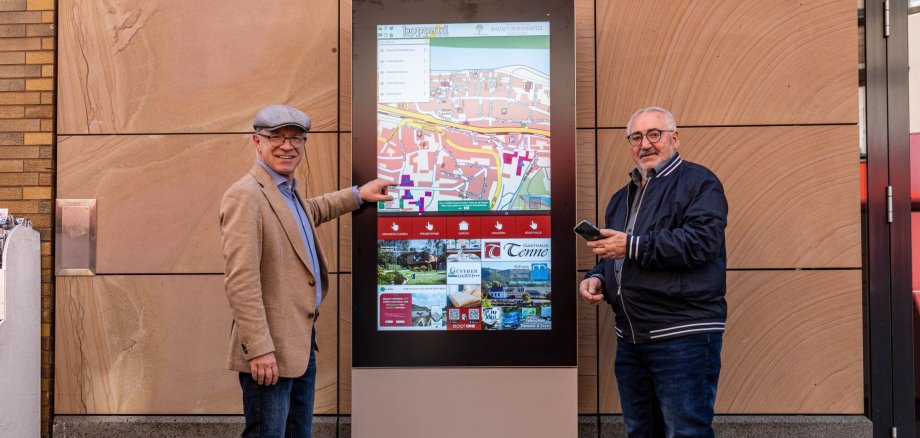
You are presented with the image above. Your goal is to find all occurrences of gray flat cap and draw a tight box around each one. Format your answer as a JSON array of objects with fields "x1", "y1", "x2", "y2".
[{"x1": 253, "y1": 104, "x2": 312, "y2": 132}]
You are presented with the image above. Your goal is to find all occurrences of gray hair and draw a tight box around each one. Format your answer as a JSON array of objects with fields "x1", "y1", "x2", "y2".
[{"x1": 626, "y1": 107, "x2": 677, "y2": 132}]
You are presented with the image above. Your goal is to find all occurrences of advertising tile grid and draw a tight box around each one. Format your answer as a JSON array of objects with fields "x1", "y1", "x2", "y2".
[{"x1": 376, "y1": 216, "x2": 552, "y2": 331}]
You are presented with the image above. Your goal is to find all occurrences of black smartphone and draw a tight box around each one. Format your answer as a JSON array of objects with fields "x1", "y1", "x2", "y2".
[{"x1": 573, "y1": 219, "x2": 603, "y2": 241}]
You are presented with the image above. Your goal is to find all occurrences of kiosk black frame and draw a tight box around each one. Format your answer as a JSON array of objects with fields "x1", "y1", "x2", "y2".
[{"x1": 352, "y1": 0, "x2": 576, "y2": 367}]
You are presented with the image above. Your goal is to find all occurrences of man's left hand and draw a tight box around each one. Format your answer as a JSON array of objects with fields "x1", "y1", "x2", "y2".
[
  {"x1": 587, "y1": 229, "x2": 627, "y2": 260},
  {"x1": 359, "y1": 178, "x2": 395, "y2": 202}
]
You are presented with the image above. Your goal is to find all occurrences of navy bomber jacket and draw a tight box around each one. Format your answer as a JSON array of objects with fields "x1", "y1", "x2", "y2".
[{"x1": 586, "y1": 154, "x2": 728, "y2": 344}]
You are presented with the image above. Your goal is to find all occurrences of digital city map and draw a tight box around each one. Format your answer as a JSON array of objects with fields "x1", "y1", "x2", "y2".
[{"x1": 377, "y1": 23, "x2": 551, "y2": 212}]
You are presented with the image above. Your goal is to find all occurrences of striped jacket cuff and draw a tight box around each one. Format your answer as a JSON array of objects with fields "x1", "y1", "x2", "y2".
[{"x1": 626, "y1": 234, "x2": 642, "y2": 260}]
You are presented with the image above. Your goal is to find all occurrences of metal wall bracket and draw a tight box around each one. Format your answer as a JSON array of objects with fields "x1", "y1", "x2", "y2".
[
  {"x1": 886, "y1": 186, "x2": 894, "y2": 223},
  {"x1": 884, "y1": 0, "x2": 891, "y2": 37},
  {"x1": 55, "y1": 199, "x2": 96, "y2": 276}
]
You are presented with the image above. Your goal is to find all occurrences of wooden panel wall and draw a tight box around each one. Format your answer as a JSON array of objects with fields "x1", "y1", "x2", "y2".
[
  {"x1": 595, "y1": 0, "x2": 857, "y2": 126},
  {"x1": 55, "y1": 276, "x2": 239, "y2": 413},
  {"x1": 55, "y1": 0, "x2": 862, "y2": 417},
  {"x1": 55, "y1": 275, "x2": 342, "y2": 414},
  {"x1": 57, "y1": 0, "x2": 340, "y2": 134},
  {"x1": 596, "y1": 271, "x2": 863, "y2": 414},
  {"x1": 56, "y1": 133, "x2": 341, "y2": 274},
  {"x1": 596, "y1": 126, "x2": 861, "y2": 269},
  {"x1": 54, "y1": 0, "x2": 348, "y2": 415}
]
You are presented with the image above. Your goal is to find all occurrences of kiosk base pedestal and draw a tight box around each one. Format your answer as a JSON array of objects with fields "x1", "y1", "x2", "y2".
[{"x1": 353, "y1": 367, "x2": 576, "y2": 437}]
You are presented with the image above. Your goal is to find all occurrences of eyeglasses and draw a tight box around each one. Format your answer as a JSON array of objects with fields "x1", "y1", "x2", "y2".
[
  {"x1": 256, "y1": 132, "x2": 307, "y2": 148},
  {"x1": 626, "y1": 129, "x2": 674, "y2": 147}
]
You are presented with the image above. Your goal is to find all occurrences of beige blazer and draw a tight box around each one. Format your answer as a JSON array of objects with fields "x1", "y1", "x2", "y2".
[{"x1": 220, "y1": 163, "x2": 359, "y2": 377}]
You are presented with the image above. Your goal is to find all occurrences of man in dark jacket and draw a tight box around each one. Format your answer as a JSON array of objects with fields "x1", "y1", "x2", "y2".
[{"x1": 579, "y1": 106, "x2": 728, "y2": 438}]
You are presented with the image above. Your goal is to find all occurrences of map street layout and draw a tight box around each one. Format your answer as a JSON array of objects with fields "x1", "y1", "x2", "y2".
[{"x1": 377, "y1": 23, "x2": 551, "y2": 213}]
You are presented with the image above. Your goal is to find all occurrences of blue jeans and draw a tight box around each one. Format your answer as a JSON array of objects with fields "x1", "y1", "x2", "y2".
[
  {"x1": 239, "y1": 348, "x2": 316, "y2": 438},
  {"x1": 615, "y1": 332, "x2": 722, "y2": 438}
]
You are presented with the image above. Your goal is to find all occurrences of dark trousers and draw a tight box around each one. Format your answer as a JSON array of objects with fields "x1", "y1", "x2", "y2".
[
  {"x1": 239, "y1": 345, "x2": 317, "y2": 437},
  {"x1": 615, "y1": 332, "x2": 722, "y2": 438}
]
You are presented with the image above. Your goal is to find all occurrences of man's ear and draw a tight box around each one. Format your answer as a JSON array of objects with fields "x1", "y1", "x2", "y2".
[{"x1": 671, "y1": 130, "x2": 679, "y2": 149}]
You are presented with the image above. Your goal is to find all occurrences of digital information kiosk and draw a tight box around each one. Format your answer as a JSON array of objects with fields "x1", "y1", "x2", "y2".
[{"x1": 352, "y1": 0, "x2": 575, "y2": 435}]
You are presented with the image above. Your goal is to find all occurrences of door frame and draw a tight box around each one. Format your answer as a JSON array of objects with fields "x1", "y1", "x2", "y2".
[{"x1": 864, "y1": 0, "x2": 914, "y2": 436}]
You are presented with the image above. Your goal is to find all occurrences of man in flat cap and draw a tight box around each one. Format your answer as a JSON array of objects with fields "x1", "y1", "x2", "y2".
[{"x1": 221, "y1": 104, "x2": 392, "y2": 437}]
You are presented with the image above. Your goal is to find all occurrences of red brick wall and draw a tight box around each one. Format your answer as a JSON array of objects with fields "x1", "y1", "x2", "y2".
[{"x1": 0, "y1": 0, "x2": 54, "y2": 436}]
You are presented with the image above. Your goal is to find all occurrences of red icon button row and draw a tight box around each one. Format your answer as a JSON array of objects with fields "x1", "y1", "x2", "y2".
[{"x1": 378, "y1": 215, "x2": 551, "y2": 239}]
